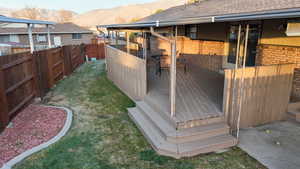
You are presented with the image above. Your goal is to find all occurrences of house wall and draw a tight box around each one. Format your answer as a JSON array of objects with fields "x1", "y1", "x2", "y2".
[
  {"x1": 0, "y1": 33, "x2": 93, "y2": 47},
  {"x1": 260, "y1": 19, "x2": 300, "y2": 46},
  {"x1": 256, "y1": 19, "x2": 300, "y2": 101},
  {"x1": 150, "y1": 24, "x2": 227, "y2": 72}
]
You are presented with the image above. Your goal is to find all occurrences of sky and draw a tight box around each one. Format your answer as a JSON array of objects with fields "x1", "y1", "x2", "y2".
[{"x1": 0, "y1": 0, "x2": 156, "y2": 13}]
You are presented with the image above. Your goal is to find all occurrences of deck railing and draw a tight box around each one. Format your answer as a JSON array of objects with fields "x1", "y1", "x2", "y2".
[
  {"x1": 223, "y1": 64, "x2": 295, "y2": 131},
  {"x1": 105, "y1": 45, "x2": 147, "y2": 100}
]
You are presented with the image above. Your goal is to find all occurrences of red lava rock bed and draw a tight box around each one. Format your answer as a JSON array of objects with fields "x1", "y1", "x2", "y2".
[{"x1": 0, "y1": 104, "x2": 67, "y2": 167}]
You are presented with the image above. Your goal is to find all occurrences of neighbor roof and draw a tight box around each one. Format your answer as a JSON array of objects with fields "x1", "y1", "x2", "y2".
[
  {"x1": 98, "y1": 0, "x2": 300, "y2": 29},
  {"x1": 0, "y1": 15, "x2": 54, "y2": 25},
  {"x1": 0, "y1": 23, "x2": 93, "y2": 35}
]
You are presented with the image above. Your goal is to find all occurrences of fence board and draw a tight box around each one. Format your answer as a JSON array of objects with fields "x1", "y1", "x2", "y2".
[
  {"x1": 0, "y1": 52, "x2": 36, "y2": 129},
  {"x1": 224, "y1": 64, "x2": 295, "y2": 129},
  {"x1": 85, "y1": 44, "x2": 105, "y2": 59},
  {"x1": 106, "y1": 45, "x2": 146, "y2": 100},
  {"x1": 0, "y1": 67, "x2": 9, "y2": 130}
]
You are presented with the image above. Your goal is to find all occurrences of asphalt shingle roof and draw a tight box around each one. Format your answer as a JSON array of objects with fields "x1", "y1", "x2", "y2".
[{"x1": 140, "y1": 0, "x2": 300, "y2": 22}]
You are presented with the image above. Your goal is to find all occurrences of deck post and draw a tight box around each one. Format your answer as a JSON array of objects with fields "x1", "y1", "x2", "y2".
[
  {"x1": 170, "y1": 41, "x2": 177, "y2": 117},
  {"x1": 170, "y1": 26, "x2": 178, "y2": 117},
  {"x1": 235, "y1": 24, "x2": 242, "y2": 69},
  {"x1": 236, "y1": 24, "x2": 249, "y2": 139},
  {"x1": 116, "y1": 31, "x2": 119, "y2": 46},
  {"x1": 143, "y1": 32, "x2": 148, "y2": 60},
  {"x1": 27, "y1": 23, "x2": 34, "y2": 53},
  {"x1": 126, "y1": 32, "x2": 130, "y2": 54},
  {"x1": 47, "y1": 24, "x2": 52, "y2": 48}
]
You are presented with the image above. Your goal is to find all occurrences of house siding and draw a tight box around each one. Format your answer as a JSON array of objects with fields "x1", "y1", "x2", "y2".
[
  {"x1": 256, "y1": 44, "x2": 300, "y2": 101},
  {"x1": 255, "y1": 19, "x2": 300, "y2": 101},
  {"x1": 150, "y1": 25, "x2": 226, "y2": 72},
  {"x1": 0, "y1": 33, "x2": 93, "y2": 47},
  {"x1": 260, "y1": 19, "x2": 300, "y2": 47}
]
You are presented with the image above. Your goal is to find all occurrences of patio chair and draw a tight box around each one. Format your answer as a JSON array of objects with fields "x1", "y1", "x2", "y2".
[{"x1": 153, "y1": 51, "x2": 188, "y2": 76}]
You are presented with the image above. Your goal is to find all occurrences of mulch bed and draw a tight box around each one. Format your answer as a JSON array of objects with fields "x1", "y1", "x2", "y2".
[{"x1": 0, "y1": 104, "x2": 67, "y2": 167}]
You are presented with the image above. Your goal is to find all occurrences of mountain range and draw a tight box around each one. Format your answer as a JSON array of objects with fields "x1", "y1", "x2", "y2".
[{"x1": 0, "y1": 0, "x2": 184, "y2": 28}]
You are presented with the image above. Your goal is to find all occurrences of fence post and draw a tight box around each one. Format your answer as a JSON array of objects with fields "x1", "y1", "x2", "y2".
[
  {"x1": 31, "y1": 52, "x2": 41, "y2": 98},
  {"x1": 62, "y1": 46, "x2": 72, "y2": 76},
  {"x1": 0, "y1": 67, "x2": 9, "y2": 130},
  {"x1": 81, "y1": 44, "x2": 86, "y2": 63}
]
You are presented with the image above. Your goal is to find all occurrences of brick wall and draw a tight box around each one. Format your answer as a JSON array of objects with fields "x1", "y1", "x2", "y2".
[
  {"x1": 150, "y1": 36, "x2": 225, "y2": 72},
  {"x1": 256, "y1": 44, "x2": 300, "y2": 101}
]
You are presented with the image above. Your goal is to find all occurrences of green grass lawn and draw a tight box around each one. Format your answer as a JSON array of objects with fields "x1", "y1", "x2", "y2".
[{"x1": 14, "y1": 61, "x2": 266, "y2": 169}]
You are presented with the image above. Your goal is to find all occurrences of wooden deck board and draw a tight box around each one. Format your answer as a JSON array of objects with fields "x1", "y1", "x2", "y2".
[{"x1": 146, "y1": 65, "x2": 224, "y2": 124}]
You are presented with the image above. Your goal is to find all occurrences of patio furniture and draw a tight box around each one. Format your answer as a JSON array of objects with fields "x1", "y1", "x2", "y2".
[{"x1": 151, "y1": 52, "x2": 188, "y2": 76}]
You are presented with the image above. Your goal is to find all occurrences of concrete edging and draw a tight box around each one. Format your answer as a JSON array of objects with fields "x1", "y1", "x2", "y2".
[{"x1": 1, "y1": 105, "x2": 73, "y2": 169}]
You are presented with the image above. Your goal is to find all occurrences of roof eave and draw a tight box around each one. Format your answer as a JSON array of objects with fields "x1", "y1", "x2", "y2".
[
  {"x1": 0, "y1": 16, "x2": 55, "y2": 25},
  {"x1": 97, "y1": 8, "x2": 300, "y2": 29}
]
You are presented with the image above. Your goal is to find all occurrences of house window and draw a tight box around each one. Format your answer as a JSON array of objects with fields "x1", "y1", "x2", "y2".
[
  {"x1": 0, "y1": 35, "x2": 10, "y2": 43},
  {"x1": 37, "y1": 35, "x2": 47, "y2": 42},
  {"x1": 9, "y1": 35, "x2": 20, "y2": 43},
  {"x1": 72, "y1": 33, "x2": 82, "y2": 39},
  {"x1": 0, "y1": 35, "x2": 20, "y2": 43},
  {"x1": 185, "y1": 25, "x2": 198, "y2": 39}
]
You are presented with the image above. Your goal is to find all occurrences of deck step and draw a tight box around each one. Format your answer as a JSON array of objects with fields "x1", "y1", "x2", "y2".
[
  {"x1": 287, "y1": 111, "x2": 300, "y2": 122},
  {"x1": 136, "y1": 101, "x2": 229, "y2": 143},
  {"x1": 128, "y1": 107, "x2": 179, "y2": 158},
  {"x1": 287, "y1": 102, "x2": 300, "y2": 122},
  {"x1": 128, "y1": 107, "x2": 237, "y2": 159},
  {"x1": 169, "y1": 123, "x2": 230, "y2": 144}
]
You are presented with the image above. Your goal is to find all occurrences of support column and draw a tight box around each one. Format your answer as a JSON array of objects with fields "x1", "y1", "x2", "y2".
[
  {"x1": 47, "y1": 24, "x2": 52, "y2": 48},
  {"x1": 170, "y1": 41, "x2": 177, "y2": 117},
  {"x1": 27, "y1": 23, "x2": 34, "y2": 53},
  {"x1": 236, "y1": 24, "x2": 249, "y2": 139},
  {"x1": 126, "y1": 32, "x2": 130, "y2": 54},
  {"x1": 142, "y1": 32, "x2": 147, "y2": 59},
  {"x1": 116, "y1": 31, "x2": 119, "y2": 46},
  {"x1": 235, "y1": 24, "x2": 242, "y2": 68}
]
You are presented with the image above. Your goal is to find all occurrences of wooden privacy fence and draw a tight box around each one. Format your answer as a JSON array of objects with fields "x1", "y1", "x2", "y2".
[
  {"x1": 106, "y1": 45, "x2": 147, "y2": 100},
  {"x1": 223, "y1": 64, "x2": 295, "y2": 129},
  {"x1": 0, "y1": 52, "x2": 37, "y2": 130},
  {"x1": 0, "y1": 44, "x2": 93, "y2": 130},
  {"x1": 85, "y1": 44, "x2": 105, "y2": 59}
]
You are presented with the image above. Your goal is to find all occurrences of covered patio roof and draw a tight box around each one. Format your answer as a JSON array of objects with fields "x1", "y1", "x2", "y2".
[
  {"x1": 0, "y1": 15, "x2": 56, "y2": 53},
  {"x1": 97, "y1": 0, "x2": 300, "y2": 29},
  {"x1": 0, "y1": 15, "x2": 54, "y2": 25}
]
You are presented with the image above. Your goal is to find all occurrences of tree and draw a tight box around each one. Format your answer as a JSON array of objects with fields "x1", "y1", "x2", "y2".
[{"x1": 57, "y1": 9, "x2": 74, "y2": 23}]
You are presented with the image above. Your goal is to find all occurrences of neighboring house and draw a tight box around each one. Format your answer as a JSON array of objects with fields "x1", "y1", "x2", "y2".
[
  {"x1": 98, "y1": 0, "x2": 300, "y2": 158},
  {"x1": 0, "y1": 22, "x2": 93, "y2": 54}
]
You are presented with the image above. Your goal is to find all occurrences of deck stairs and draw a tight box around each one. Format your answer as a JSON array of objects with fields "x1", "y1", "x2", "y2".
[
  {"x1": 287, "y1": 102, "x2": 300, "y2": 122},
  {"x1": 128, "y1": 101, "x2": 238, "y2": 159}
]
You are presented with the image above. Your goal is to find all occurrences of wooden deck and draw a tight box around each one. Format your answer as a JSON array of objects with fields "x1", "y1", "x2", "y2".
[{"x1": 146, "y1": 63, "x2": 224, "y2": 126}]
